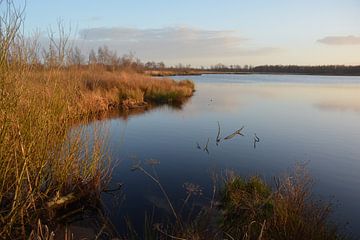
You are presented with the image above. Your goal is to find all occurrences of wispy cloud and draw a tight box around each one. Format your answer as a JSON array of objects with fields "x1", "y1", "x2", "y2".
[
  {"x1": 79, "y1": 26, "x2": 247, "y2": 43},
  {"x1": 86, "y1": 16, "x2": 102, "y2": 22},
  {"x1": 317, "y1": 35, "x2": 360, "y2": 45},
  {"x1": 76, "y1": 26, "x2": 281, "y2": 63}
]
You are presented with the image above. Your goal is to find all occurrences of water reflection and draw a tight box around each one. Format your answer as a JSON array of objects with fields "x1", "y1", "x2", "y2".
[
  {"x1": 315, "y1": 101, "x2": 360, "y2": 113},
  {"x1": 85, "y1": 98, "x2": 192, "y2": 123}
]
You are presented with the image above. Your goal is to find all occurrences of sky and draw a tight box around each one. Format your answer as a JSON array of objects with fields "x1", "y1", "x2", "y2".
[{"x1": 16, "y1": 0, "x2": 360, "y2": 66}]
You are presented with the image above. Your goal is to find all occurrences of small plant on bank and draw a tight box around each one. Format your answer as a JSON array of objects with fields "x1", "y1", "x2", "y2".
[{"x1": 219, "y1": 166, "x2": 346, "y2": 240}]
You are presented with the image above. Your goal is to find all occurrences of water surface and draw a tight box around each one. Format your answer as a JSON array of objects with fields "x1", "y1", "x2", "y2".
[{"x1": 86, "y1": 74, "x2": 360, "y2": 236}]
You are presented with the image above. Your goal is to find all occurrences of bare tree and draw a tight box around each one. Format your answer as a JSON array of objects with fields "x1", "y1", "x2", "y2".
[
  {"x1": 68, "y1": 46, "x2": 84, "y2": 67},
  {"x1": 0, "y1": 0, "x2": 25, "y2": 72}
]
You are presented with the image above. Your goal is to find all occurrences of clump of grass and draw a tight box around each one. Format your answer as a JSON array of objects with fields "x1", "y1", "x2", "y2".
[
  {"x1": 220, "y1": 175, "x2": 273, "y2": 238},
  {"x1": 219, "y1": 166, "x2": 345, "y2": 240},
  {"x1": 143, "y1": 78, "x2": 195, "y2": 104},
  {"x1": 79, "y1": 70, "x2": 194, "y2": 110}
]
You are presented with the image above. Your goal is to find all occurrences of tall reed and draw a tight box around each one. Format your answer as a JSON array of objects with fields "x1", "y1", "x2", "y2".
[{"x1": 0, "y1": 3, "x2": 108, "y2": 238}]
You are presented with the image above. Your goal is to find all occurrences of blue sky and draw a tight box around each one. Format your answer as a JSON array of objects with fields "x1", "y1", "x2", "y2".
[{"x1": 19, "y1": 0, "x2": 360, "y2": 66}]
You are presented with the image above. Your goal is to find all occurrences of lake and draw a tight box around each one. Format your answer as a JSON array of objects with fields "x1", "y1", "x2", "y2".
[{"x1": 83, "y1": 74, "x2": 360, "y2": 237}]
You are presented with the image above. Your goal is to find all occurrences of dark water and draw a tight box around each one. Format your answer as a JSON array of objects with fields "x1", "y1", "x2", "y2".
[{"x1": 84, "y1": 74, "x2": 360, "y2": 236}]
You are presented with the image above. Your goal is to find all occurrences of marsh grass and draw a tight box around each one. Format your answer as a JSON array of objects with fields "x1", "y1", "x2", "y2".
[
  {"x1": 0, "y1": 70, "x2": 111, "y2": 237},
  {"x1": 0, "y1": 2, "x2": 194, "y2": 238},
  {"x1": 78, "y1": 69, "x2": 194, "y2": 111},
  {"x1": 218, "y1": 165, "x2": 345, "y2": 240}
]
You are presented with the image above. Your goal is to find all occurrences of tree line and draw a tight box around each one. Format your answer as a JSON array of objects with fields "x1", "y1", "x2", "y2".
[{"x1": 207, "y1": 64, "x2": 360, "y2": 75}]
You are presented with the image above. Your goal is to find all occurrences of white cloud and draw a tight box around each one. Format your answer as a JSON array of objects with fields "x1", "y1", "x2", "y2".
[
  {"x1": 317, "y1": 35, "x2": 360, "y2": 45},
  {"x1": 75, "y1": 26, "x2": 281, "y2": 64}
]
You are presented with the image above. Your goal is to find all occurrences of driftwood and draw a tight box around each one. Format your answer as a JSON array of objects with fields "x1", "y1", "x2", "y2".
[
  {"x1": 224, "y1": 126, "x2": 244, "y2": 140},
  {"x1": 203, "y1": 138, "x2": 210, "y2": 154},
  {"x1": 216, "y1": 121, "x2": 221, "y2": 145},
  {"x1": 46, "y1": 192, "x2": 77, "y2": 209},
  {"x1": 254, "y1": 133, "x2": 260, "y2": 148}
]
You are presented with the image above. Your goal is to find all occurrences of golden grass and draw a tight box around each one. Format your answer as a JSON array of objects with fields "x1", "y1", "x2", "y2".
[
  {"x1": 78, "y1": 69, "x2": 194, "y2": 110},
  {"x1": 0, "y1": 4, "x2": 194, "y2": 235},
  {"x1": 0, "y1": 68, "x2": 109, "y2": 237},
  {"x1": 21, "y1": 68, "x2": 194, "y2": 114},
  {"x1": 0, "y1": 64, "x2": 194, "y2": 238}
]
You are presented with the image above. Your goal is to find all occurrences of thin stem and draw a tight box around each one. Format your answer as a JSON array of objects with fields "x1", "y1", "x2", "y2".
[{"x1": 138, "y1": 166, "x2": 178, "y2": 220}]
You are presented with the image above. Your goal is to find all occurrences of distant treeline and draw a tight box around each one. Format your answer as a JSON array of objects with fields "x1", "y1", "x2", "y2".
[{"x1": 205, "y1": 64, "x2": 360, "y2": 76}]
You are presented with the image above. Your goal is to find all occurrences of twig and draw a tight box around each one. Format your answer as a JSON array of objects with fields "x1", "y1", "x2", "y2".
[
  {"x1": 154, "y1": 224, "x2": 187, "y2": 240},
  {"x1": 253, "y1": 133, "x2": 260, "y2": 149},
  {"x1": 216, "y1": 121, "x2": 221, "y2": 145},
  {"x1": 138, "y1": 166, "x2": 178, "y2": 220},
  {"x1": 257, "y1": 220, "x2": 266, "y2": 240},
  {"x1": 204, "y1": 138, "x2": 210, "y2": 154},
  {"x1": 224, "y1": 126, "x2": 244, "y2": 140},
  {"x1": 102, "y1": 183, "x2": 123, "y2": 193}
]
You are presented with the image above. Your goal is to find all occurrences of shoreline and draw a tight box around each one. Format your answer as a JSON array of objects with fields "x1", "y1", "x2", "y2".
[{"x1": 147, "y1": 70, "x2": 360, "y2": 77}]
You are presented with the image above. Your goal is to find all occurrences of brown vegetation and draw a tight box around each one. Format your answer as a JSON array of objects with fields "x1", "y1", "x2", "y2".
[
  {"x1": 23, "y1": 68, "x2": 194, "y2": 115},
  {"x1": 218, "y1": 166, "x2": 343, "y2": 240},
  {"x1": 0, "y1": 2, "x2": 194, "y2": 238}
]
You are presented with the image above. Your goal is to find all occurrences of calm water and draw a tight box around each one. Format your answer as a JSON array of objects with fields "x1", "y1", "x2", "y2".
[{"x1": 85, "y1": 74, "x2": 360, "y2": 236}]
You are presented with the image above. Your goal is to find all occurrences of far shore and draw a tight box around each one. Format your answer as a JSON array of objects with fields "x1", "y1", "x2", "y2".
[{"x1": 146, "y1": 70, "x2": 360, "y2": 77}]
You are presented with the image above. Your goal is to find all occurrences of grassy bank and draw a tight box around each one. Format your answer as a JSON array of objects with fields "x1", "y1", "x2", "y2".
[
  {"x1": 26, "y1": 68, "x2": 195, "y2": 114},
  {"x1": 0, "y1": 4, "x2": 194, "y2": 236},
  {"x1": 0, "y1": 66, "x2": 194, "y2": 238},
  {"x1": 145, "y1": 70, "x2": 202, "y2": 77}
]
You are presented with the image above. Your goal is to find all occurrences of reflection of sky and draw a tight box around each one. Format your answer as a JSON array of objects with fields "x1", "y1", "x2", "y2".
[
  {"x1": 173, "y1": 74, "x2": 360, "y2": 116},
  {"x1": 83, "y1": 74, "x2": 360, "y2": 236}
]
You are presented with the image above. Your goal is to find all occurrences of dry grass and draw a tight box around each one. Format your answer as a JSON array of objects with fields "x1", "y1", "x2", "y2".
[
  {"x1": 0, "y1": 67, "x2": 112, "y2": 238},
  {"x1": 219, "y1": 165, "x2": 345, "y2": 240},
  {"x1": 78, "y1": 69, "x2": 194, "y2": 111},
  {"x1": 0, "y1": 51, "x2": 193, "y2": 240},
  {"x1": 22, "y1": 68, "x2": 194, "y2": 115},
  {"x1": 0, "y1": 2, "x2": 194, "y2": 238}
]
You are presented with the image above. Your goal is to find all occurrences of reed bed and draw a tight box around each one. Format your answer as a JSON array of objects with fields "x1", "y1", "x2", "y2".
[
  {"x1": 0, "y1": 66, "x2": 115, "y2": 238},
  {"x1": 0, "y1": 44, "x2": 194, "y2": 240},
  {"x1": 0, "y1": 2, "x2": 194, "y2": 238},
  {"x1": 21, "y1": 68, "x2": 194, "y2": 115}
]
